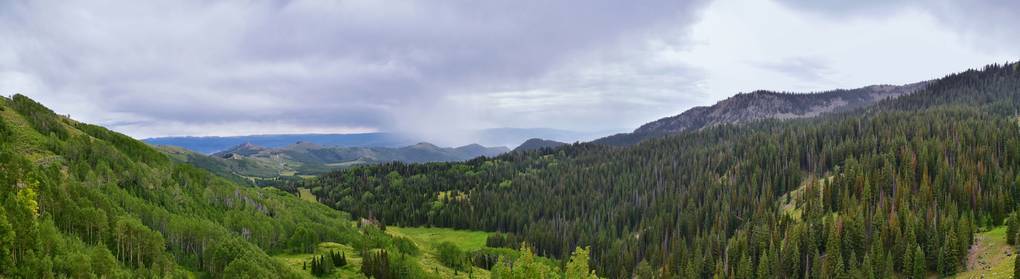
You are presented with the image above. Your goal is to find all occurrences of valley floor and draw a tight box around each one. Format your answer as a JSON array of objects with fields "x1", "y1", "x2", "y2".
[
  {"x1": 273, "y1": 227, "x2": 492, "y2": 278},
  {"x1": 955, "y1": 227, "x2": 1016, "y2": 279}
]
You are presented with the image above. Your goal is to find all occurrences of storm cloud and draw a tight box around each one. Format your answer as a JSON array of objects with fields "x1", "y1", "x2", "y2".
[{"x1": 0, "y1": 0, "x2": 1017, "y2": 144}]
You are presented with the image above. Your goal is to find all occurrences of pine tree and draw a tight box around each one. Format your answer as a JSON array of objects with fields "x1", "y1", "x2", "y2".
[
  {"x1": 811, "y1": 250, "x2": 822, "y2": 279},
  {"x1": 944, "y1": 229, "x2": 959, "y2": 275},
  {"x1": 736, "y1": 254, "x2": 752, "y2": 279},
  {"x1": 882, "y1": 252, "x2": 894, "y2": 279},
  {"x1": 1007, "y1": 213, "x2": 1018, "y2": 245},
  {"x1": 902, "y1": 245, "x2": 913, "y2": 275},
  {"x1": 756, "y1": 250, "x2": 771, "y2": 279},
  {"x1": 1013, "y1": 252, "x2": 1020, "y2": 279},
  {"x1": 861, "y1": 253, "x2": 875, "y2": 279},
  {"x1": 912, "y1": 246, "x2": 925, "y2": 279}
]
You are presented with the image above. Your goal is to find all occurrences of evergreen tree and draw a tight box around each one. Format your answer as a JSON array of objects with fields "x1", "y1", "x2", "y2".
[
  {"x1": 1007, "y1": 213, "x2": 1019, "y2": 245},
  {"x1": 912, "y1": 246, "x2": 926, "y2": 279},
  {"x1": 565, "y1": 246, "x2": 598, "y2": 279},
  {"x1": 861, "y1": 253, "x2": 875, "y2": 279},
  {"x1": 736, "y1": 254, "x2": 752, "y2": 279},
  {"x1": 756, "y1": 250, "x2": 771, "y2": 279},
  {"x1": 1014, "y1": 252, "x2": 1020, "y2": 279}
]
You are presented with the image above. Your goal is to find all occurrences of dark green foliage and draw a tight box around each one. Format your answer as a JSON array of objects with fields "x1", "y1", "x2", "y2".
[
  {"x1": 309, "y1": 249, "x2": 347, "y2": 276},
  {"x1": 435, "y1": 241, "x2": 469, "y2": 270},
  {"x1": 1007, "y1": 212, "x2": 1019, "y2": 245},
  {"x1": 361, "y1": 249, "x2": 392, "y2": 279},
  {"x1": 471, "y1": 247, "x2": 516, "y2": 270},
  {"x1": 310, "y1": 62, "x2": 1020, "y2": 277},
  {"x1": 309, "y1": 253, "x2": 334, "y2": 277},
  {"x1": 1014, "y1": 251, "x2": 1020, "y2": 279},
  {"x1": 486, "y1": 233, "x2": 521, "y2": 249},
  {"x1": 332, "y1": 250, "x2": 347, "y2": 267}
]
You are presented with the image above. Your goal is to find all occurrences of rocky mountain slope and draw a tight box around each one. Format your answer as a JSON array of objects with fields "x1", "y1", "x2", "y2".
[{"x1": 596, "y1": 81, "x2": 929, "y2": 145}]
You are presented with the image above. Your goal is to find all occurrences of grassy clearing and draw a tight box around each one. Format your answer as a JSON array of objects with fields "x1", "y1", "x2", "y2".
[
  {"x1": 387, "y1": 226, "x2": 489, "y2": 252},
  {"x1": 273, "y1": 242, "x2": 367, "y2": 279},
  {"x1": 387, "y1": 226, "x2": 492, "y2": 278},
  {"x1": 780, "y1": 175, "x2": 831, "y2": 221},
  {"x1": 298, "y1": 187, "x2": 317, "y2": 202},
  {"x1": 956, "y1": 227, "x2": 1015, "y2": 279},
  {"x1": 274, "y1": 227, "x2": 495, "y2": 278}
]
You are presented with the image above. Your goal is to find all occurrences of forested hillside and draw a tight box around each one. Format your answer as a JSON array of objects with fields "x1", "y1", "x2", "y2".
[
  {"x1": 208, "y1": 141, "x2": 508, "y2": 176},
  {"x1": 309, "y1": 63, "x2": 1020, "y2": 278},
  {"x1": 0, "y1": 94, "x2": 370, "y2": 277},
  {"x1": 0, "y1": 94, "x2": 602, "y2": 278}
]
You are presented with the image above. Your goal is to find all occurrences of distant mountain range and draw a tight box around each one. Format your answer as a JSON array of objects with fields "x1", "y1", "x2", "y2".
[
  {"x1": 144, "y1": 132, "x2": 412, "y2": 154},
  {"x1": 513, "y1": 138, "x2": 567, "y2": 152},
  {"x1": 594, "y1": 82, "x2": 929, "y2": 145},
  {"x1": 143, "y1": 128, "x2": 611, "y2": 154},
  {"x1": 156, "y1": 141, "x2": 509, "y2": 178}
]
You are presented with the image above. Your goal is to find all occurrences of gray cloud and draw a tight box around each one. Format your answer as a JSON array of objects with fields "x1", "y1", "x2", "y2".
[
  {"x1": 1, "y1": 0, "x2": 1015, "y2": 143},
  {"x1": 775, "y1": 0, "x2": 1020, "y2": 50},
  {"x1": 751, "y1": 57, "x2": 833, "y2": 84},
  {"x1": 0, "y1": 0, "x2": 710, "y2": 141}
]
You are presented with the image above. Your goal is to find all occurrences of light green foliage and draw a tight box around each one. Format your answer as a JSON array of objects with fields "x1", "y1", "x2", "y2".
[
  {"x1": 0, "y1": 95, "x2": 370, "y2": 278},
  {"x1": 288, "y1": 226, "x2": 318, "y2": 253},
  {"x1": 223, "y1": 257, "x2": 272, "y2": 279},
  {"x1": 393, "y1": 236, "x2": 420, "y2": 256},
  {"x1": 0, "y1": 206, "x2": 14, "y2": 275},
  {"x1": 490, "y1": 245, "x2": 558, "y2": 279},
  {"x1": 565, "y1": 246, "x2": 598, "y2": 279}
]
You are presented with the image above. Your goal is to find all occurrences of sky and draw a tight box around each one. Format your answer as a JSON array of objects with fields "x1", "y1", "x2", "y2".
[{"x1": 0, "y1": 0, "x2": 1017, "y2": 145}]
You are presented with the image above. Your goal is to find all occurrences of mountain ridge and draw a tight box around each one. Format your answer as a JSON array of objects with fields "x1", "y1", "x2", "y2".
[
  {"x1": 595, "y1": 81, "x2": 930, "y2": 145},
  {"x1": 195, "y1": 141, "x2": 509, "y2": 177},
  {"x1": 513, "y1": 138, "x2": 568, "y2": 152},
  {"x1": 143, "y1": 128, "x2": 609, "y2": 154}
]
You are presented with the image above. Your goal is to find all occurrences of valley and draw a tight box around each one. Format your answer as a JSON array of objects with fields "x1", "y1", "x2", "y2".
[
  {"x1": 0, "y1": 95, "x2": 595, "y2": 278},
  {"x1": 6, "y1": 2, "x2": 1019, "y2": 278}
]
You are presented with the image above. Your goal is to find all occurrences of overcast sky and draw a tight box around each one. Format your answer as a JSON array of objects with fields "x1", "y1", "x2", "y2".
[{"x1": 1, "y1": 0, "x2": 1017, "y2": 143}]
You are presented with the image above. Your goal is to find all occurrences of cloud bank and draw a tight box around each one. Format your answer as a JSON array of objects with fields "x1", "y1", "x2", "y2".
[{"x1": 0, "y1": 0, "x2": 1016, "y2": 144}]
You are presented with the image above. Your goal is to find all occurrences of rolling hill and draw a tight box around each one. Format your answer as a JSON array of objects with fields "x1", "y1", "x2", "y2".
[
  {"x1": 201, "y1": 141, "x2": 509, "y2": 177},
  {"x1": 513, "y1": 138, "x2": 568, "y2": 152},
  {"x1": 0, "y1": 94, "x2": 595, "y2": 278}
]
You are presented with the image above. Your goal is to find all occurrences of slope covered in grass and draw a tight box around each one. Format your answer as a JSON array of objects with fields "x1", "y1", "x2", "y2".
[
  {"x1": 956, "y1": 227, "x2": 1016, "y2": 279},
  {"x1": 0, "y1": 95, "x2": 365, "y2": 278}
]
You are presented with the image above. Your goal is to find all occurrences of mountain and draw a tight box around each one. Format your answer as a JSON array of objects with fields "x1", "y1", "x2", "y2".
[
  {"x1": 143, "y1": 132, "x2": 414, "y2": 154},
  {"x1": 306, "y1": 62, "x2": 1020, "y2": 278},
  {"x1": 513, "y1": 138, "x2": 567, "y2": 152},
  {"x1": 154, "y1": 144, "x2": 279, "y2": 183},
  {"x1": 472, "y1": 127, "x2": 614, "y2": 148},
  {"x1": 200, "y1": 141, "x2": 509, "y2": 177},
  {"x1": 454, "y1": 143, "x2": 509, "y2": 157},
  {"x1": 595, "y1": 81, "x2": 929, "y2": 145},
  {"x1": 144, "y1": 128, "x2": 612, "y2": 155}
]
